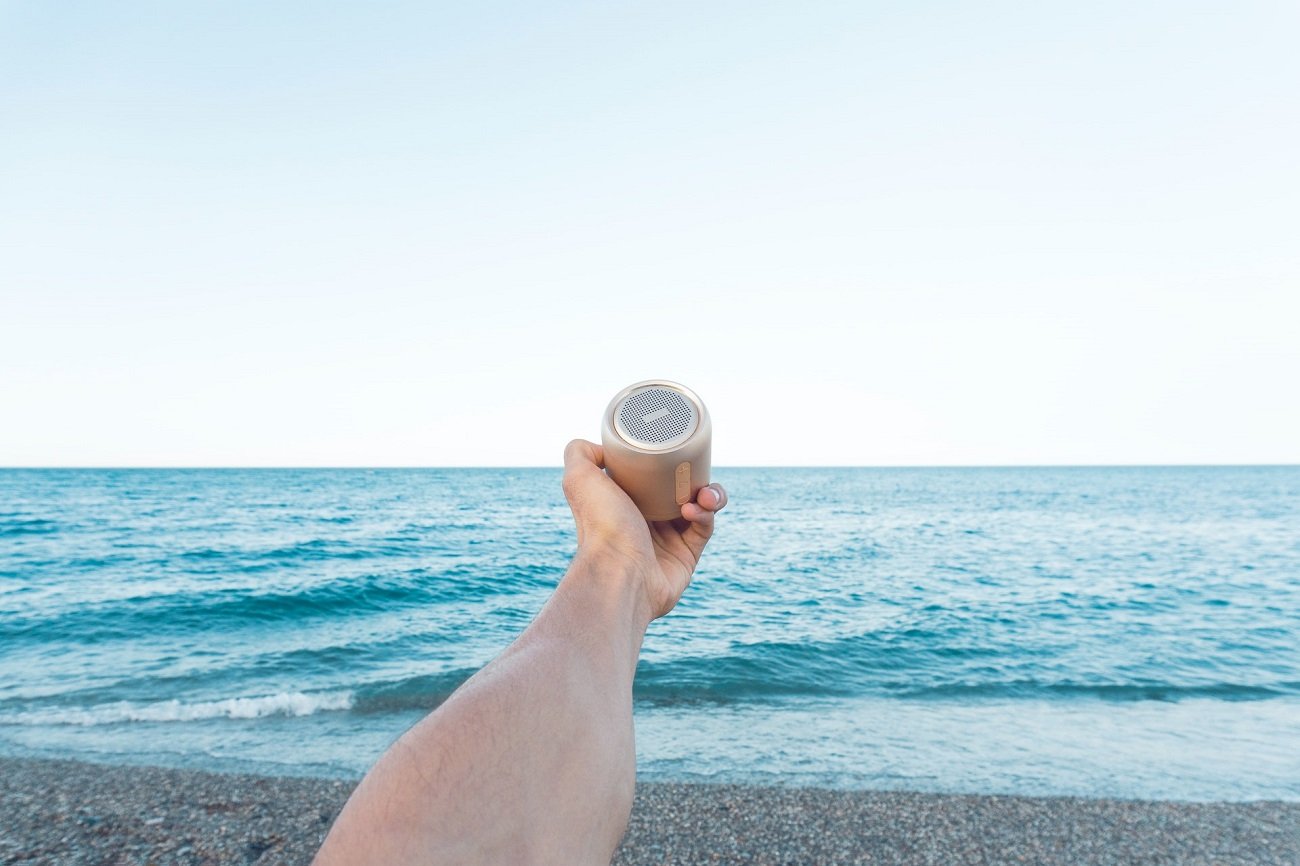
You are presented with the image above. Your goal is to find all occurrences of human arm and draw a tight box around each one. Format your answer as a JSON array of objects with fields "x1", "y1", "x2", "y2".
[{"x1": 312, "y1": 439, "x2": 728, "y2": 866}]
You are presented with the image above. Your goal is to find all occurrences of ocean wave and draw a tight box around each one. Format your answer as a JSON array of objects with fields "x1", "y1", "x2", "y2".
[
  {"x1": 175, "y1": 537, "x2": 416, "y2": 566},
  {"x1": 630, "y1": 641, "x2": 1300, "y2": 704},
  {"x1": 351, "y1": 671, "x2": 476, "y2": 712},
  {"x1": 9, "y1": 627, "x2": 1296, "y2": 718},
  {"x1": 900, "y1": 681, "x2": 1298, "y2": 702},
  {"x1": 0, "y1": 691, "x2": 355, "y2": 726},
  {"x1": 0, "y1": 517, "x2": 60, "y2": 537},
  {"x1": 0, "y1": 561, "x2": 560, "y2": 640},
  {"x1": 345, "y1": 664, "x2": 1300, "y2": 713},
  {"x1": 4, "y1": 671, "x2": 1293, "y2": 732}
]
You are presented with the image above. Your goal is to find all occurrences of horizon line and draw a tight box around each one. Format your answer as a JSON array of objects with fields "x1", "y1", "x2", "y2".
[{"x1": 2, "y1": 463, "x2": 1298, "y2": 470}]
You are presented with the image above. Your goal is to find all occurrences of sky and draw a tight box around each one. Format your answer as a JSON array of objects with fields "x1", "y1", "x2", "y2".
[{"x1": 2, "y1": 1, "x2": 1297, "y2": 467}]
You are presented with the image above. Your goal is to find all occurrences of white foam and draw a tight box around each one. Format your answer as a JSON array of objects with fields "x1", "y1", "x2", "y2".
[{"x1": 4, "y1": 691, "x2": 355, "y2": 726}]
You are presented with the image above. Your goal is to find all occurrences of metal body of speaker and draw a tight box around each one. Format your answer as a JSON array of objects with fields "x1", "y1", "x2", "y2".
[{"x1": 601, "y1": 380, "x2": 712, "y2": 521}]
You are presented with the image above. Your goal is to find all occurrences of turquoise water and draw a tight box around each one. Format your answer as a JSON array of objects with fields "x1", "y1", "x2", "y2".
[{"x1": 1, "y1": 467, "x2": 1298, "y2": 801}]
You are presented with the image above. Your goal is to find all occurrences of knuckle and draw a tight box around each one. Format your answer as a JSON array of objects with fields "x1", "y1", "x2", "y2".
[{"x1": 561, "y1": 473, "x2": 580, "y2": 497}]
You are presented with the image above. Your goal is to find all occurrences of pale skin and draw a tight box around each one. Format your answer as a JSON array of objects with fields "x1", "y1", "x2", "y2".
[{"x1": 313, "y1": 439, "x2": 729, "y2": 866}]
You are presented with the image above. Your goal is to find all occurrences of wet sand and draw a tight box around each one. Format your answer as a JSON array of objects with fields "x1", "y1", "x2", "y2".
[{"x1": 1, "y1": 757, "x2": 1295, "y2": 865}]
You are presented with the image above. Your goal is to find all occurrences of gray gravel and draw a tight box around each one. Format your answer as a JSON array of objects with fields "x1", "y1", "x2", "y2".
[{"x1": 1, "y1": 757, "x2": 1295, "y2": 865}]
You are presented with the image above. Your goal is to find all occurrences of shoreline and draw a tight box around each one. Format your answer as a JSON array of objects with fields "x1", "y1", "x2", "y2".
[{"x1": 1, "y1": 757, "x2": 1296, "y2": 865}]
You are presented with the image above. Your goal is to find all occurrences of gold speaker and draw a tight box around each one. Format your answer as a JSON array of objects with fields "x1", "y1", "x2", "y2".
[{"x1": 601, "y1": 380, "x2": 712, "y2": 521}]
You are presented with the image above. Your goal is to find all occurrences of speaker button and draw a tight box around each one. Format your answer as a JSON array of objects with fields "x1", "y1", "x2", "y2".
[{"x1": 675, "y1": 461, "x2": 692, "y2": 505}]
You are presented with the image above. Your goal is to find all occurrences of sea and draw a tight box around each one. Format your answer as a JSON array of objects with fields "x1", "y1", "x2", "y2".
[{"x1": 1, "y1": 467, "x2": 1297, "y2": 802}]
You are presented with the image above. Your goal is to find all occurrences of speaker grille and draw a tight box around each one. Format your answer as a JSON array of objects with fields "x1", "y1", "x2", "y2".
[{"x1": 616, "y1": 387, "x2": 697, "y2": 447}]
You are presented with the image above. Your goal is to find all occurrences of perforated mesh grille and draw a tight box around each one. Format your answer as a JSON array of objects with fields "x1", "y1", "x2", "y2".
[{"x1": 616, "y1": 387, "x2": 696, "y2": 445}]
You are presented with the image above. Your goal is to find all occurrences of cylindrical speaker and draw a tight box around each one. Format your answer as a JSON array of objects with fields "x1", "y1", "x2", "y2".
[{"x1": 601, "y1": 380, "x2": 712, "y2": 521}]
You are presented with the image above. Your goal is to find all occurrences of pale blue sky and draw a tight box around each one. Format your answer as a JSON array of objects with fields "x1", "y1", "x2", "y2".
[{"x1": 2, "y1": 2, "x2": 1297, "y2": 466}]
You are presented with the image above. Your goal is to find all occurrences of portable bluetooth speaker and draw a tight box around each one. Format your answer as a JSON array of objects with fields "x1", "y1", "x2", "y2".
[{"x1": 601, "y1": 380, "x2": 712, "y2": 521}]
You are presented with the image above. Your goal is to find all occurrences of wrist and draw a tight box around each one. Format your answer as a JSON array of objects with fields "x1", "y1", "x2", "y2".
[{"x1": 565, "y1": 544, "x2": 656, "y2": 632}]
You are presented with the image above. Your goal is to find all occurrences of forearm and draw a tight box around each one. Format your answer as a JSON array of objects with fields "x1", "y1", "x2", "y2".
[{"x1": 314, "y1": 548, "x2": 653, "y2": 866}]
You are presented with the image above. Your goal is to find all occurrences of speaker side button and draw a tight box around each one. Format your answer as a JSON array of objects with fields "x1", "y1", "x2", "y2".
[{"x1": 675, "y1": 461, "x2": 692, "y2": 505}]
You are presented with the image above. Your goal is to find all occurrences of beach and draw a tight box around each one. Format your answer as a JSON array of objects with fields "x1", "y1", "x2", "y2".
[{"x1": 2, "y1": 757, "x2": 1296, "y2": 865}]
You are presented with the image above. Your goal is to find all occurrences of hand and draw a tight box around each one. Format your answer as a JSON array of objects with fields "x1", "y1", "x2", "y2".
[{"x1": 562, "y1": 438, "x2": 728, "y2": 621}]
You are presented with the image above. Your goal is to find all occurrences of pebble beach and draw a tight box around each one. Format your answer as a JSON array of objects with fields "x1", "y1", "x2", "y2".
[{"x1": 1, "y1": 757, "x2": 1296, "y2": 866}]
